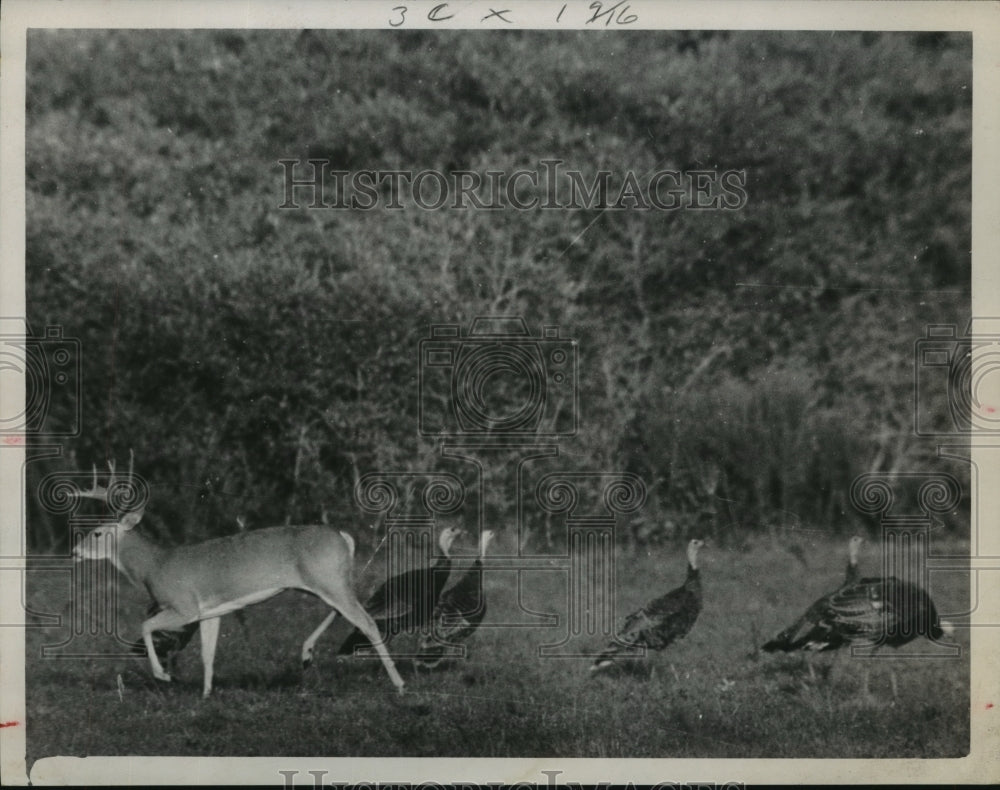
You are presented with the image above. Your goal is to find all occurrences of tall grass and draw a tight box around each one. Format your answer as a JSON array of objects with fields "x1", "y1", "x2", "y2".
[{"x1": 622, "y1": 363, "x2": 952, "y2": 543}]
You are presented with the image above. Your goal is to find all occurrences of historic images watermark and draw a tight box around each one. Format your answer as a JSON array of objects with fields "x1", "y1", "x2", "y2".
[
  {"x1": 276, "y1": 772, "x2": 746, "y2": 790},
  {"x1": 277, "y1": 158, "x2": 748, "y2": 211}
]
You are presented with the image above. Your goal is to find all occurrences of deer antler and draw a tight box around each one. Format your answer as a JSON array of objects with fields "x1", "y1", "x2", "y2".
[
  {"x1": 75, "y1": 462, "x2": 110, "y2": 502},
  {"x1": 74, "y1": 449, "x2": 135, "y2": 503}
]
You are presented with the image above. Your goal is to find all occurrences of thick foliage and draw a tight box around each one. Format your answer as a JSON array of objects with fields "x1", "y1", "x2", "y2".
[{"x1": 26, "y1": 31, "x2": 970, "y2": 549}]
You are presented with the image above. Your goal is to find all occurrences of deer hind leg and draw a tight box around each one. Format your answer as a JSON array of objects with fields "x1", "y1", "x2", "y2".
[
  {"x1": 314, "y1": 586, "x2": 405, "y2": 693},
  {"x1": 301, "y1": 610, "x2": 338, "y2": 669},
  {"x1": 339, "y1": 600, "x2": 405, "y2": 693},
  {"x1": 141, "y1": 608, "x2": 192, "y2": 683},
  {"x1": 199, "y1": 617, "x2": 221, "y2": 698}
]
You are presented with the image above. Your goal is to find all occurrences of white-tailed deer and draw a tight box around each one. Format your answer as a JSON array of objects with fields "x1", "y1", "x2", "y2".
[{"x1": 71, "y1": 454, "x2": 404, "y2": 697}]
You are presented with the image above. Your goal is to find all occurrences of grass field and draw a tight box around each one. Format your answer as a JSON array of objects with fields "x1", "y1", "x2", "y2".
[{"x1": 24, "y1": 531, "x2": 969, "y2": 762}]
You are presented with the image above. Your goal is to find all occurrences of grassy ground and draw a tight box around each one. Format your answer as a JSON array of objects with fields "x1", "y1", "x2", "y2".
[{"x1": 24, "y1": 532, "x2": 969, "y2": 761}]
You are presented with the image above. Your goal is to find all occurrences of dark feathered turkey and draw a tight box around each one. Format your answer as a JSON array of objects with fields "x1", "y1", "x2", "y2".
[
  {"x1": 761, "y1": 535, "x2": 864, "y2": 652},
  {"x1": 762, "y1": 574, "x2": 950, "y2": 653},
  {"x1": 415, "y1": 529, "x2": 494, "y2": 669},
  {"x1": 338, "y1": 526, "x2": 462, "y2": 656},
  {"x1": 760, "y1": 533, "x2": 955, "y2": 653},
  {"x1": 591, "y1": 538, "x2": 704, "y2": 672}
]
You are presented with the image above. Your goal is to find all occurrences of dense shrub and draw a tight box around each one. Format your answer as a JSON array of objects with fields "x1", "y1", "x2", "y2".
[{"x1": 25, "y1": 30, "x2": 971, "y2": 550}]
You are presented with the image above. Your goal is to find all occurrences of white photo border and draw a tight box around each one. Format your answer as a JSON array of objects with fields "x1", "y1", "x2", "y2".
[{"x1": 2, "y1": 0, "x2": 998, "y2": 785}]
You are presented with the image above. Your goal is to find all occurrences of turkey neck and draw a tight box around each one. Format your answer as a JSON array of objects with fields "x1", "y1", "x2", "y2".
[
  {"x1": 430, "y1": 533, "x2": 455, "y2": 605},
  {"x1": 844, "y1": 539, "x2": 860, "y2": 581},
  {"x1": 685, "y1": 544, "x2": 701, "y2": 589},
  {"x1": 432, "y1": 532, "x2": 455, "y2": 568},
  {"x1": 474, "y1": 533, "x2": 493, "y2": 571}
]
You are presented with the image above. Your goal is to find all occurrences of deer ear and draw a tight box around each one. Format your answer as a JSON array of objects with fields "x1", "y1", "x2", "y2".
[{"x1": 120, "y1": 508, "x2": 145, "y2": 530}]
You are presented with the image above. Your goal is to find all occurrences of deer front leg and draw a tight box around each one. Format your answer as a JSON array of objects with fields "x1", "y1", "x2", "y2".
[
  {"x1": 302, "y1": 610, "x2": 338, "y2": 668},
  {"x1": 199, "y1": 617, "x2": 221, "y2": 698},
  {"x1": 141, "y1": 608, "x2": 192, "y2": 683}
]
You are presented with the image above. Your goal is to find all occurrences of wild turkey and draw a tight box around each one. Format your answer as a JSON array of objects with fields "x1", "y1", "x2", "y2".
[
  {"x1": 414, "y1": 529, "x2": 495, "y2": 669},
  {"x1": 762, "y1": 574, "x2": 950, "y2": 654},
  {"x1": 338, "y1": 526, "x2": 462, "y2": 656},
  {"x1": 762, "y1": 535, "x2": 865, "y2": 656},
  {"x1": 591, "y1": 538, "x2": 704, "y2": 673},
  {"x1": 762, "y1": 556, "x2": 953, "y2": 697}
]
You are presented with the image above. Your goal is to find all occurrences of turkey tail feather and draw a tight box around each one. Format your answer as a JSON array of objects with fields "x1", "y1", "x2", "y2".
[
  {"x1": 762, "y1": 634, "x2": 793, "y2": 652},
  {"x1": 762, "y1": 620, "x2": 803, "y2": 652}
]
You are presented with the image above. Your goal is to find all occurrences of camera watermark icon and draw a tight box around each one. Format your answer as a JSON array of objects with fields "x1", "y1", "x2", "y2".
[
  {"x1": 339, "y1": 316, "x2": 649, "y2": 663},
  {"x1": 419, "y1": 317, "x2": 577, "y2": 438},
  {"x1": 0, "y1": 318, "x2": 82, "y2": 437},
  {"x1": 914, "y1": 318, "x2": 1000, "y2": 436}
]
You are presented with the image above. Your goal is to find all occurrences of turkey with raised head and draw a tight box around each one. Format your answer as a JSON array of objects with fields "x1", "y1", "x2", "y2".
[
  {"x1": 415, "y1": 529, "x2": 495, "y2": 669},
  {"x1": 762, "y1": 535, "x2": 866, "y2": 654},
  {"x1": 337, "y1": 525, "x2": 462, "y2": 656},
  {"x1": 762, "y1": 574, "x2": 950, "y2": 654},
  {"x1": 843, "y1": 534, "x2": 863, "y2": 585},
  {"x1": 591, "y1": 538, "x2": 704, "y2": 673},
  {"x1": 762, "y1": 537, "x2": 953, "y2": 698}
]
